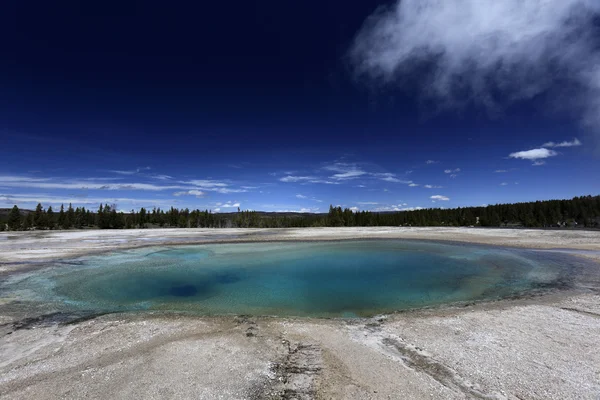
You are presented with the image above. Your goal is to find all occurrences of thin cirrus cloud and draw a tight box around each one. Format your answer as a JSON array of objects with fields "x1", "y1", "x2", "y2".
[
  {"x1": 0, "y1": 193, "x2": 172, "y2": 208},
  {"x1": 323, "y1": 163, "x2": 367, "y2": 180},
  {"x1": 541, "y1": 138, "x2": 582, "y2": 148},
  {"x1": 109, "y1": 167, "x2": 151, "y2": 175},
  {"x1": 173, "y1": 189, "x2": 205, "y2": 198},
  {"x1": 0, "y1": 175, "x2": 248, "y2": 194},
  {"x1": 350, "y1": 0, "x2": 600, "y2": 136}
]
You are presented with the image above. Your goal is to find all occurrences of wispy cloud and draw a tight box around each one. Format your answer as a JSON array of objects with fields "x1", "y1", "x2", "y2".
[
  {"x1": 152, "y1": 174, "x2": 173, "y2": 180},
  {"x1": 0, "y1": 180, "x2": 184, "y2": 191},
  {"x1": 173, "y1": 189, "x2": 205, "y2": 198},
  {"x1": 542, "y1": 138, "x2": 582, "y2": 148},
  {"x1": 423, "y1": 184, "x2": 443, "y2": 189},
  {"x1": 323, "y1": 163, "x2": 368, "y2": 181},
  {"x1": 425, "y1": 160, "x2": 439, "y2": 164},
  {"x1": 280, "y1": 176, "x2": 317, "y2": 183},
  {"x1": 296, "y1": 194, "x2": 307, "y2": 199},
  {"x1": 444, "y1": 168, "x2": 460, "y2": 174},
  {"x1": 0, "y1": 175, "x2": 51, "y2": 183},
  {"x1": 372, "y1": 172, "x2": 412, "y2": 183},
  {"x1": 0, "y1": 193, "x2": 172, "y2": 209},
  {"x1": 0, "y1": 175, "x2": 248, "y2": 194},
  {"x1": 274, "y1": 207, "x2": 320, "y2": 213},
  {"x1": 110, "y1": 166, "x2": 151, "y2": 175},
  {"x1": 494, "y1": 170, "x2": 508, "y2": 173},
  {"x1": 350, "y1": 0, "x2": 600, "y2": 136},
  {"x1": 431, "y1": 195, "x2": 450, "y2": 201}
]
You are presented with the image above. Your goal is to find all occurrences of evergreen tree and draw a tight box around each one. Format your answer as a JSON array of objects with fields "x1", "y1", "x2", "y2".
[
  {"x1": 58, "y1": 204, "x2": 65, "y2": 228},
  {"x1": 33, "y1": 203, "x2": 45, "y2": 229},
  {"x1": 8, "y1": 205, "x2": 21, "y2": 230},
  {"x1": 65, "y1": 203, "x2": 74, "y2": 229},
  {"x1": 22, "y1": 213, "x2": 31, "y2": 230},
  {"x1": 46, "y1": 206, "x2": 55, "y2": 229}
]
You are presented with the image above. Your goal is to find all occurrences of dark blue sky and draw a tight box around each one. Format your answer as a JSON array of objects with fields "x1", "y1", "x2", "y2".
[{"x1": 1, "y1": 1, "x2": 598, "y2": 212}]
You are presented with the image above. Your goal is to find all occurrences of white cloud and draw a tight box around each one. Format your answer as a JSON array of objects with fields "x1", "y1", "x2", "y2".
[
  {"x1": 0, "y1": 175, "x2": 247, "y2": 193},
  {"x1": 374, "y1": 204, "x2": 424, "y2": 212},
  {"x1": 444, "y1": 168, "x2": 460, "y2": 174},
  {"x1": 220, "y1": 202, "x2": 241, "y2": 208},
  {"x1": 323, "y1": 163, "x2": 367, "y2": 180},
  {"x1": 532, "y1": 160, "x2": 546, "y2": 166},
  {"x1": 279, "y1": 176, "x2": 317, "y2": 183},
  {"x1": 0, "y1": 194, "x2": 171, "y2": 209},
  {"x1": 500, "y1": 182, "x2": 508, "y2": 186},
  {"x1": 430, "y1": 195, "x2": 450, "y2": 201},
  {"x1": 349, "y1": 206, "x2": 360, "y2": 212},
  {"x1": 426, "y1": 160, "x2": 438, "y2": 164},
  {"x1": 423, "y1": 184, "x2": 442, "y2": 189},
  {"x1": 0, "y1": 180, "x2": 184, "y2": 191},
  {"x1": 110, "y1": 167, "x2": 151, "y2": 175},
  {"x1": 409, "y1": 183, "x2": 419, "y2": 187},
  {"x1": 495, "y1": 170, "x2": 508, "y2": 173},
  {"x1": 182, "y1": 179, "x2": 228, "y2": 188},
  {"x1": 0, "y1": 175, "x2": 51, "y2": 182},
  {"x1": 350, "y1": 0, "x2": 600, "y2": 135},
  {"x1": 509, "y1": 148, "x2": 558, "y2": 160},
  {"x1": 173, "y1": 189, "x2": 205, "y2": 197},
  {"x1": 542, "y1": 138, "x2": 582, "y2": 148},
  {"x1": 331, "y1": 170, "x2": 367, "y2": 180},
  {"x1": 374, "y1": 173, "x2": 400, "y2": 182},
  {"x1": 296, "y1": 194, "x2": 307, "y2": 199},
  {"x1": 275, "y1": 208, "x2": 319, "y2": 213},
  {"x1": 212, "y1": 187, "x2": 248, "y2": 194},
  {"x1": 152, "y1": 174, "x2": 173, "y2": 180}
]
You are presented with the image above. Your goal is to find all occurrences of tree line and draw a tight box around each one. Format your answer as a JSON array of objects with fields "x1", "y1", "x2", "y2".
[{"x1": 1, "y1": 195, "x2": 599, "y2": 231}]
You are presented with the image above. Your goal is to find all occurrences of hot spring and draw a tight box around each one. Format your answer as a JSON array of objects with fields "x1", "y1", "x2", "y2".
[{"x1": 1, "y1": 240, "x2": 586, "y2": 318}]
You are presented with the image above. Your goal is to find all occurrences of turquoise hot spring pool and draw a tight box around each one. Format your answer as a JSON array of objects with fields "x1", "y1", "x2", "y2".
[{"x1": 0, "y1": 240, "x2": 589, "y2": 318}]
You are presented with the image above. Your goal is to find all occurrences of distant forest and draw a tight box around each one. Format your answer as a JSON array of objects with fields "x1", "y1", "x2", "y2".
[{"x1": 1, "y1": 195, "x2": 599, "y2": 231}]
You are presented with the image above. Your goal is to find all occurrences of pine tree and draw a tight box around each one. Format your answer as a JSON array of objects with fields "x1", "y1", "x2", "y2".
[
  {"x1": 58, "y1": 204, "x2": 65, "y2": 228},
  {"x1": 8, "y1": 205, "x2": 21, "y2": 230},
  {"x1": 34, "y1": 203, "x2": 44, "y2": 228},
  {"x1": 65, "y1": 203, "x2": 74, "y2": 229},
  {"x1": 97, "y1": 204, "x2": 105, "y2": 228},
  {"x1": 46, "y1": 206, "x2": 55, "y2": 229},
  {"x1": 22, "y1": 214, "x2": 31, "y2": 230}
]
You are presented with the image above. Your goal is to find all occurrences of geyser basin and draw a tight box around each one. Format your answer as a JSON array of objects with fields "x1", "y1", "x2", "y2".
[{"x1": 1, "y1": 240, "x2": 585, "y2": 317}]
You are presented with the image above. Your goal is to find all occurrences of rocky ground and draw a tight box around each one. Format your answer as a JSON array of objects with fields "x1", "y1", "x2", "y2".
[{"x1": 1, "y1": 228, "x2": 599, "y2": 399}]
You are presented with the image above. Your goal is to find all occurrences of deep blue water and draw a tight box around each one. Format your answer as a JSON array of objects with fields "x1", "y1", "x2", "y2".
[{"x1": 0, "y1": 240, "x2": 583, "y2": 317}]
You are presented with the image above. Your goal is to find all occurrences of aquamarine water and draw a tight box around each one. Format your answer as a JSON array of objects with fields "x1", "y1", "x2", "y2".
[{"x1": 0, "y1": 240, "x2": 583, "y2": 318}]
